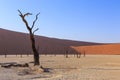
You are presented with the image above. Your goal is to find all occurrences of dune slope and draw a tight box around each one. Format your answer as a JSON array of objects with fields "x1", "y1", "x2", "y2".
[
  {"x1": 0, "y1": 28, "x2": 101, "y2": 55},
  {"x1": 72, "y1": 44, "x2": 120, "y2": 55}
]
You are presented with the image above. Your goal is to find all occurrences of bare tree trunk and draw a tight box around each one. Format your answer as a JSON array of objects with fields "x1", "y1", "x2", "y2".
[
  {"x1": 83, "y1": 51, "x2": 86, "y2": 57},
  {"x1": 65, "y1": 50, "x2": 69, "y2": 58},
  {"x1": 4, "y1": 48, "x2": 7, "y2": 58},
  {"x1": 30, "y1": 32, "x2": 39, "y2": 65},
  {"x1": 20, "y1": 53, "x2": 22, "y2": 58},
  {"x1": 5, "y1": 53, "x2": 7, "y2": 58},
  {"x1": 78, "y1": 52, "x2": 81, "y2": 58}
]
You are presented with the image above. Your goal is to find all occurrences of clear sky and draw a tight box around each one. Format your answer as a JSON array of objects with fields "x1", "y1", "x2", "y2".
[{"x1": 0, "y1": 0, "x2": 120, "y2": 43}]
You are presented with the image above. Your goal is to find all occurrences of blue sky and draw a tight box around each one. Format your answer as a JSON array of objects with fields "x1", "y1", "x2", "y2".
[{"x1": 0, "y1": 0, "x2": 120, "y2": 43}]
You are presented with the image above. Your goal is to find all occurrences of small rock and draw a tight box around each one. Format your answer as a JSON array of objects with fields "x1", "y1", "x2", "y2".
[
  {"x1": 40, "y1": 66, "x2": 50, "y2": 72},
  {"x1": 13, "y1": 64, "x2": 22, "y2": 67},
  {"x1": 21, "y1": 63, "x2": 29, "y2": 67},
  {"x1": 0, "y1": 63, "x2": 29, "y2": 68},
  {"x1": 1, "y1": 63, "x2": 12, "y2": 68}
]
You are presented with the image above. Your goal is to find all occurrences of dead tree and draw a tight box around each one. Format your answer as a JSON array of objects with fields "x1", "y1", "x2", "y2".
[
  {"x1": 20, "y1": 53, "x2": 22, "y2": 58},
  {"x1": 77, "y1": 52, "x2": 81, "y2": 58},
  {"x1": 65, "y1": 47, "x2": 69, "y2": 58},
  {"x1": 4, "y1": 48, "x2": 8, "y2": 58},
  {"x1": 5, "y1": 51, "x2": 7, "y2": 58},
  {"x1": 83, "y1": 50, "x2": 86, "y2": 57},
  {"x1": 18, "y1": 10, "x2": 40, "y2": 65},
  {"x1": 65, "y1": 50, "x2": 69, "y2": 58}
]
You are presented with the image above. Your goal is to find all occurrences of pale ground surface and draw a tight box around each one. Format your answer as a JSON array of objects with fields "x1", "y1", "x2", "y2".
[{"x1": 0, "y1": 55, "x2": 120, "y2": 80}]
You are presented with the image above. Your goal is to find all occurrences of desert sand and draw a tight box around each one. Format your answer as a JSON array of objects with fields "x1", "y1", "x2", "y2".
[{"x1": 0, "y1": 55, "x2": 120, "y2": 80}]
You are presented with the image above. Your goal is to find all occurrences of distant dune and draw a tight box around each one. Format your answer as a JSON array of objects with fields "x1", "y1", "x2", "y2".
[
  {"x1": 0, "y1": 28, "x2": 101, "y2": 55},
  {"x1": 72, "y1": 43, "x2": 120, "y2": 55},
  {"x1": 2, "y1": 28, "x2": 120, "y2": 55}
]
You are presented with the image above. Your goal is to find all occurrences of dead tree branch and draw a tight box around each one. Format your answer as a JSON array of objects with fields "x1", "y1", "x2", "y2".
[{"x1": 18, "y1": 10, "x2": 40, "y2": 65}]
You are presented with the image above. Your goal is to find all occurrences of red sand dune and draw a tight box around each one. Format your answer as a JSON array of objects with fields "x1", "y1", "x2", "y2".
[
  {"x1": 1, "y1": 28, "x2": 120, "y2": 55},
  {"x1": 72, "y1": 44, "x2": 120, "y2": 55},
  {"x1": 0, "y1": 28, "x2": 101, "y2": 55}
]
